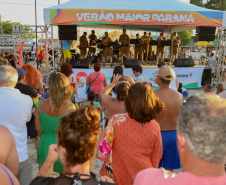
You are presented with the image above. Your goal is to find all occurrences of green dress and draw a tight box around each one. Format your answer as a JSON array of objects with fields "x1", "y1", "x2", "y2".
[{"x1": 37, "y1": 101, "x2": 71, "y2": 173}]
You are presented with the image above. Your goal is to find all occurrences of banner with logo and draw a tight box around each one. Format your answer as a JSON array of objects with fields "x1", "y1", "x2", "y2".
[{"x1": 72, "y1": 67, "x2": 205, "y2": 89}]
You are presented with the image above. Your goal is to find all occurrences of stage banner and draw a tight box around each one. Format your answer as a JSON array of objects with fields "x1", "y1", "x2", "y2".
[
  {"x1": 72, "y1": 67, "x2": 205, "y2": 89},
  {"x1": 50, "y1": 9, "x2": 224, "y2": 27}
]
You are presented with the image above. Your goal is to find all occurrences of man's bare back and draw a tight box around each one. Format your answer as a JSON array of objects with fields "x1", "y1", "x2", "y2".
[{"x1": 155, "y1": 87, "x2": 183, "y2": 131}]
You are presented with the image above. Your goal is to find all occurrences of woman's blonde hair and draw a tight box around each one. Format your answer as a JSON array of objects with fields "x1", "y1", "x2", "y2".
[{"x1": 49, "y1": 72, "x2": 73, "y2": 112}]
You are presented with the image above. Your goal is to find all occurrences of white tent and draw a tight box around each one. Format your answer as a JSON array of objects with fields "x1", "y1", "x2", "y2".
[{"x1": 44, "y1": 0, "x2": 226, "y2": 32}]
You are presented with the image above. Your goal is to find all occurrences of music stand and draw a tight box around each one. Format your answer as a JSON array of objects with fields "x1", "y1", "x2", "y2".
[
  {"x1": 149, "y1": 40, "x2": 158, "y2": 45},
  {"x1": 130, "y1": 39, "x2": 140, "y2": 44}
]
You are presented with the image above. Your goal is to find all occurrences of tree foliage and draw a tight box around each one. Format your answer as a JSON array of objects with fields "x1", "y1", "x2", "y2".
[
  {"x1": 190, "y1": 0, "x2": 204, "y2": 7},
  {"x1": 190, "y1": 0, "x2": 226, "y2": 11},
  {"x1": 2, "y1": 20, "x2": 36, "y2": 39},
  {"x1": 178, "y1": 30, "x2": 193, "y2": 46}
]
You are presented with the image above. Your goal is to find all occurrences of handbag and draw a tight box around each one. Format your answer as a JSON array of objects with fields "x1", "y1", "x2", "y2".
[{"x1": 85, "y1": 72, "x2": 100, "y2": 94}]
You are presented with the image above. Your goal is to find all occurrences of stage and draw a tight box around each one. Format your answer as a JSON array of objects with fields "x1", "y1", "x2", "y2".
[{"x1": 71, "y1": 63, "x2": 209, "y2": 89}]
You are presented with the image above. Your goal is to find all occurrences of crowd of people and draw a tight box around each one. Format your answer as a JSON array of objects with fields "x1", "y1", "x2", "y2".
[{"x1": 0, "y1": 56, "x2": 226, "y2": 185}]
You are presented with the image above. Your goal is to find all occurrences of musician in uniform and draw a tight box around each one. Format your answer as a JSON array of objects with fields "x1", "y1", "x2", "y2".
[
  {"x1": 79, "y1": 32, "x2": 88, "y2": 59},
  {"x1": 141, "y1": 32, "x2": 150, "y2": 64},
  {"x1": 149, "y1": 32, "x2": 154, "y2": 62},
  {"x1": 156, "y1": 32, "x2": 167, "y2": 64},
  {"x1": 101, "y1": 32, "x2": 113, "y2": 67},
  {"x1": 171, "y1": 32, "x2": 181, "y2": 61},
  {"x1": 134, "y1": 34, "x2": 144, "y2": 64},
  {"x1": 88, "y1": 30, "x2": 97, "y2": 57},
  {"x1": 119, "y1": 29, "x2": 130, "y2": 65}
]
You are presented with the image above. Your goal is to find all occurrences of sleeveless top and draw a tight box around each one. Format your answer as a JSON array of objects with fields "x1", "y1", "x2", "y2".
[
  {"x1": 0, "y1": 166, "x2": 14, "y2": 185},
  {"x1": 84, "y1": 101, "x2": 99, "y2": 108}
]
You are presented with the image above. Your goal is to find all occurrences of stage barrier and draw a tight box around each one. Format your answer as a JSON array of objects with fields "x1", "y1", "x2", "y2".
[{"x1": 72, "y1": 67, "x2": 205, "y2": 89}]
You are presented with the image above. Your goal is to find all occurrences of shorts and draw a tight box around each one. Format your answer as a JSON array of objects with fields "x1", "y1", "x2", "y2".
[
  {"x1": 158, "y1": 131, "x2": 181, "y2": 170},
  {"x1": 80, "y1": 47, "x2": 87, "y2": 56},
  {"x1": 173, "y1": 47, "x2": 179, "y2": 55},
  {"x1": 63, "y1": 50, "x2": 72, "y2": 59},
  {"x1": 157, "y1": 47, "x2": 164, "y2": 56},
  {"x1": 95, "y1": 94, "x2": 101, "y2": 101},
  {"x1": 18, "y1": 158, "x2": 33, "y2": 185},
  {"x1": 27, "y1": 116, "x2": 38, "y2": 138},
  {"x1": 103, "y1": 47, "x2": 112, "y2": 57},
  {"x1": 120, "y1": 46, "x2": 129, "y2": 56},
  {"x1": 90, "y1": 47, "x2": 96, "y2": 54}
]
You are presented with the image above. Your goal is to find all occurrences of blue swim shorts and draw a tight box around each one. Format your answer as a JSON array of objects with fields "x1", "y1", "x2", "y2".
[{"x1": 158, "y1": 130, "x2": 181, "y2": 170}]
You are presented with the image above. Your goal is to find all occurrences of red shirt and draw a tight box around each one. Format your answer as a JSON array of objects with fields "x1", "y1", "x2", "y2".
[
  {"x1": 90, "y1": 71, "x2": 105, "y2": 95},
  {"x1": 39, "y1": 50, "x2": 44, "y2": 60}
]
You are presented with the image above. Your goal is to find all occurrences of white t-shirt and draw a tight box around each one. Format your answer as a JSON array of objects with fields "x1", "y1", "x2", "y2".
[
  {"x1": 136, "y1": 74, "x2": 148, "y2": 82},
  {"x1": 75, "y1": 86, "x2": 87, "y2": 102},
  {"x1": 170, "y1": 69, "x2": 178, "y2": 91},
  {"x1": 0, "y1": 87, "x2": 33, "y2": 162},
  {"x1": 31, "y1": 45, "x2": 36, "y2": 55}
]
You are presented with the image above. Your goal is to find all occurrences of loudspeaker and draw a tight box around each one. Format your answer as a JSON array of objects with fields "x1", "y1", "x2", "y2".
[
  {"x1": 201, "y1": 68, "x2": 211, "y2": 86},
  {"x1": 124, "y1": 59, "x2": 139, "y2": 68},
  {"x1": 58, "y1": 25, "x2": 77, "y2": 40},
  {"x1": 69, "y1": 59, "x2": 90, "y2": 68},
  {"x1": 90, "y1": 56, "x2": 98, "y2": 64},
  {"x1": 174, "y1": 58, "x2": 195, "y2": 67},
  {"x1": 196, "y1": 26, "x2": 216, "y2": 42}
]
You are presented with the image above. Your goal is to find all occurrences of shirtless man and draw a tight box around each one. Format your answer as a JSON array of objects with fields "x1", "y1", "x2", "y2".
[
  {"x1": 100, "y1": 74, "x2": 132, "y2": 122},
  {"x1": 154, "y1": 66, "x2": 183, "y2": 171}
]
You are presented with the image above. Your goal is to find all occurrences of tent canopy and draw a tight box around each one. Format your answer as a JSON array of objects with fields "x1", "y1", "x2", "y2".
[{"x1": 44, "y1": 0, "x2": 226, "y2": 31}]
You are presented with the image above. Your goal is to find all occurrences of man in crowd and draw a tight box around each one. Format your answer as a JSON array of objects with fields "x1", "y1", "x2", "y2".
[
  {"x1": 15, "y1": 68, "x2": 39, "y2": 152},
  {"x1": 156, "y1": 62, "x2": 179, "y2": 91},
  {"x1": 134, "y1": 94, "x2": 226, "y2": 185},
  {"x1": 204, "y1": 83, "x2": 215, "y2": 94},
  {"x1": 119, "y1": 29, "x2": 130, "y2": 65},
  {"x1": 206, "y1": 53, "x2": 216, "y2": 80},
  {"x1": 79, "y1": 32, "x2": 88, "y2": 59},
  {"x1": 62, "y1": 40, "x2": 72, "y2": 63},
  {"x1": 31, "y1": 42, "x2": 36, "y2": 63},
  {"x1": 154, "y1": 66, "x2": 183, "y2": 171},
  {"x1": 101, "y1": 32, "x2": 113, "y2": 67},
  {"x1": 89, "y1": 30, "x2": 98, "y2": 57},
  {"x1": 132, "y1": 65, "x2": 147, "y2": 82},
  {"x1": 141, "y1": 32, "x2": 150, "y2": 64},
  {"x1": 134, "y1": 33, "x2": 144, "y2": 65},
  {"x1": 0, "y1": 65, "x2": 33, "y2": 185},
  {"x1": 156, "y1": 32, "x2": 166, "y2": 64}
]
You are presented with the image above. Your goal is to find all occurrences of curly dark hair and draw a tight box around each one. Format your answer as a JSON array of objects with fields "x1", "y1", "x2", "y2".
[
  {"x1": 61, "y1": 63, "x2": 73, "y2": 77},
  {"x1": 125, "y1": 82, "x2": 164, "y2": 124},
  {"x1": 115, "y1": 82, "x2": 130, "y2": 101},
  {"x1": 57, "y1": 106, "x2": 101, "y2": 167}
]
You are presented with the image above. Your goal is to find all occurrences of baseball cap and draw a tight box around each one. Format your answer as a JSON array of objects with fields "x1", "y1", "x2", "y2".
[
  {"x1": 155, "y1": 66, "x2": 173, "y2": 80},
  {"x1": 16, "y1": 68, "x2": 27, "y2": 77}
]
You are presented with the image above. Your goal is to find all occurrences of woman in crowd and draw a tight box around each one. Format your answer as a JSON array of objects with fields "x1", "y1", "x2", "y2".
[
  {"x1": 86, "y1": 63, "x2": 107, "y2": 101},
  {"x1": 82, "y1": 91, "x2": 101, "y2": 108},
  {"x1": 97, "y1": 82, "x2": 164, "y2": 185},
  {"x1": 31, "y1": 106, "x2": 114, "y2": 185},
  {"x1": 216, "y1": 84, "x2": 224, "y2": 94},
  {"x1": 178, "y1": 82, "x2": 188, "y2": 100},
  {"x1": 61, "y1": 63, "x2": 78, "y2": 103},
  {"x1": 22, "y1": 63, "x2": 45, "y2": 96},
  {"x1": 35, "y1": 72, "x2": 76, "y2": 173}
]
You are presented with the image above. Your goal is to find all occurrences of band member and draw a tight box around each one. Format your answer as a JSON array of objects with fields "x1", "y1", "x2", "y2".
[
  {"x1": 88, "y1": 30, "x2": 97, "y2": 57},
  {"x1": 149, "y1": 32, "x2": 154, "y2": 62},
  {"x1": 101, "y1": 32, "x2": 113, "y2": 67},
  {"x1": 171, "y1": 32, "x2": 181, "y2": 61},
  {"x1": 156, "y1": 32, "x2": 167, "y2": 64},
  {"x1": 62, "y1": 40, "x2": 72, "y2": 64},
  {"x1": 141, "y1": 32, "x2": 150, "y2": 63},
  {"x1": 134, "y1": 34, "x2": 144, "y2": 64},
  {"x1": 79, "y1": 32, "x2": 88, "y2": 59},
  {"x1": 119, "y1": 29, "x2": 130, "y2": 65},
  {"x1": 113, "y1": 39, "x2": 120, "y2": 62}
]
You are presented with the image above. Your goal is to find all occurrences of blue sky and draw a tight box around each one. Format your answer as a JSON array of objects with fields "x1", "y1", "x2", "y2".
[{"x1": 0, "y1": 0, "x2": 190, "y2": 25}]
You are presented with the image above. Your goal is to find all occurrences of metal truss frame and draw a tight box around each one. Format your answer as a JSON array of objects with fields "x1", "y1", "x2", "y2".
[
  {"x1": 12, "y1": 25, "x2": 55, "y2": 81},
  {"x1": 213, "y1": 28, "x2": 226, "y2": 87}
]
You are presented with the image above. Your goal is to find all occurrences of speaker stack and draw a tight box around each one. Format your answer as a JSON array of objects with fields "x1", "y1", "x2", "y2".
[
  {"x1": 58, "y1": 25, "x2": 77, "y2": 40},
  {"x1": 124, "y1": 59, "x2": 139, "y2": 68},
  {"x1": 195, "y1": 26, "x2": 216, "y2": 42},
  {"x1": 174, "y1": 58, "x2": 195, "y2": 67},
  {"x1": 69, "y1": 59, "x2": 90, "y2": 68}
]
